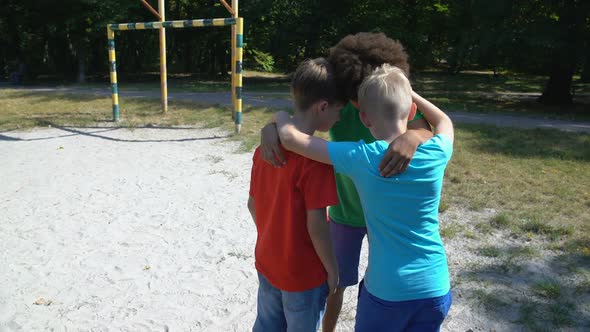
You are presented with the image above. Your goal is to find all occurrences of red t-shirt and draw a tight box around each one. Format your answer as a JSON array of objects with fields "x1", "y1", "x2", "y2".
[{"x1": 249, "y1": 147, "x2": 338, "y2": 291}]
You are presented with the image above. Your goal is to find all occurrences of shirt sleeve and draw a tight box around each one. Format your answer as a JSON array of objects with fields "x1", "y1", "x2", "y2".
[
  {"x1": 434, "y1": 134, "x2": 453, "y2": 161},
  {"x1": 419, "y1": 134, "x2": 453, "y2": 165},
  {"x1": 326, "y1": 141, "x2": 363, "y2": 177},
  {"x1": 297, "y1": 161, "x2": 339, "y2": 210}
]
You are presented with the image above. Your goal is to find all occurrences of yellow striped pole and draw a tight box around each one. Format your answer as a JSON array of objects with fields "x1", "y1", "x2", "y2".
[
  {"x1": 230, "y1": 0, "x2": 238, "y2": 120},
  {"x1": 235, "y1": 17, "x2": 243, "y2": 133},
  {"x1": 158, "y1": 0, "x2": 168, "y2": 113},
  {"x1": 107, "y1": 27, "x2": 120, "y2": 121}
]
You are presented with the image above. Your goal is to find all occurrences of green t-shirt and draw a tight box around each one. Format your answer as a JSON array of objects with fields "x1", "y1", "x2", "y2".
[{"x1": 328, "y1": 102, "x2": 424, "y2": 227}]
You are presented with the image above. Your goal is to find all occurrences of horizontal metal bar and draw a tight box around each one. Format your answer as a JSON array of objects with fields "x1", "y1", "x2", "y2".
[{"x1": 109, "y1": 17, "x2": 236, "y2": 30}]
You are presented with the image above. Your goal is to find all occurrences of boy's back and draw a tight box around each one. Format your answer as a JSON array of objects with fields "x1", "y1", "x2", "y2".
[
  {"x1": 250, "y1": 146, "x2": 338, "y2": 291},
  {"x1": 327, "y1": 134, "x2": 453, "y2": 301}
]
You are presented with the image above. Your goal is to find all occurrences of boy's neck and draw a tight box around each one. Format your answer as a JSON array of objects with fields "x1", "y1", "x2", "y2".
[
  {"x1": 292, "y1": 110, "x2": 317, "y2": 136},
  {"x1": 371, "y1": 121, "x2": 407, "y2": 144}
]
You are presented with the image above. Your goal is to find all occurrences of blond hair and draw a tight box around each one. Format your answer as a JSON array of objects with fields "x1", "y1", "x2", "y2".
[{"x1": 357, "y1": 64, "x2": 412, "y2": 121}]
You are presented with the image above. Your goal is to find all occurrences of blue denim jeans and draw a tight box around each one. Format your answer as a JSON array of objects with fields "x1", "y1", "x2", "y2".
[
  {"x1": 355, "y1": 281, "x2": 452, "y2": 332},
  {"x1": 253, "y1": 272, "x2": 328, "y2": 332}
]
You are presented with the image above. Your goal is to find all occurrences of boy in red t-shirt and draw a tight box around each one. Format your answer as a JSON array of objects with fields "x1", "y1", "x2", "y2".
[{"x1": 248, "y1": 58, "x2": 345, "y2": 331}]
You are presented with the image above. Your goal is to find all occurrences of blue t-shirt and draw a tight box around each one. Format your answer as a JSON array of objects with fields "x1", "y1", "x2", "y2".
[{"x1": 327, "y1": 134, "x2": 453, "y2": 301}]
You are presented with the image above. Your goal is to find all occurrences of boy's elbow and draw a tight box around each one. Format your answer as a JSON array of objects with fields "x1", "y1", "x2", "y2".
[{"x1": 278, "y1": 129, "x2": 297, "y2": 151}]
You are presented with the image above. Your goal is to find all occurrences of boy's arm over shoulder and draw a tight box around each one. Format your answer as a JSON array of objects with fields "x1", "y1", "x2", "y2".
[
  {"x1": 273, "y1": 111, "x2": 364, "y2": 176},
  {"x1": 411, "y1": 91, "x2": 454, "y2": 161},
  {"x1": 380, "y1": 120, "x2": 433, "y2": 177},
  {"x1": 273, "y1": 111, "x2": 332, "y2": 165},
  {"x1": 412, "y1": 91, "x2": 454, "y2": 144}
]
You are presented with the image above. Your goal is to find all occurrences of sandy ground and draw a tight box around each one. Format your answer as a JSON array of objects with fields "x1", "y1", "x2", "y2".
[{"x1": 1, "y1": 126, "x2": 580, "y2": 331}]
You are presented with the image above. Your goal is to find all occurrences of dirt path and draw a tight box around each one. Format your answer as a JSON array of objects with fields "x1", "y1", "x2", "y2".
[{"x1": 7, "y1": 86, "x2": 590, "y2": 133}]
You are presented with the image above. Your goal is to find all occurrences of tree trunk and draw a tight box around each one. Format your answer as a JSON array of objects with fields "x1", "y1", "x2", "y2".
[
  {"x1": 538, "y1": 1, "x2": 581, "y2": 105},
  {"x1": 581, "y1": 54, "x2": 590, "y2": 83},
  {"x1": 77, "y1": 47, "x2": 86, "y2": 83},
  {"x1": 538, "y1": 62, "x2": 574, "y2": 105}
]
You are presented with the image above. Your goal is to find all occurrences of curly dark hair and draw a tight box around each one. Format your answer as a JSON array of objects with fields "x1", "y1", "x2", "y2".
[{"x1": 328, "y1": 32, "x2": 409, "y2": 101}]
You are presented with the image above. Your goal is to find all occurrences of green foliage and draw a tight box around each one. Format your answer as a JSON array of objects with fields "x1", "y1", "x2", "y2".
[
  {"x1": 1, "y1": 0, "x2": 589, "y2": 104},
  {"x1": 245, "y1": 49, "x2": 275, "y2": 72}
]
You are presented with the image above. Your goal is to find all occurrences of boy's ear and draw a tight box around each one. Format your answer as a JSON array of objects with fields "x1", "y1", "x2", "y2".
[
  {"x1": 408, "y1": 102, "x2": 417, "y2": 121},
  {"x1": 313, "y1": 100, "x2": 328, "y2": 114},
  {"x1": 359, "y1": 111, "x2": 371, "y2": 128}
]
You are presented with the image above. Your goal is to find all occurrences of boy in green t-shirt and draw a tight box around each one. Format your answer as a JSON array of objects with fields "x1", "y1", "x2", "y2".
[{"x1": 260, "y1": 33, "x2": 433, "y2": 331}]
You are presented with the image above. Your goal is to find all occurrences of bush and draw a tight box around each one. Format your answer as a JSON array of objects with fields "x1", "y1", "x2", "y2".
[{"x1": 245, "y1": 49, "x2": 275, "y2": 72}]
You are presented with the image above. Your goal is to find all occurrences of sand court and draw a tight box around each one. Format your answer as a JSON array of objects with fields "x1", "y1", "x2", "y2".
[
  {"x1": 1, "y1": 126, "x2": 516, "y2": 332},
  {"x1": 0, "y1": 126, "x2": 269, "y2": 331}
]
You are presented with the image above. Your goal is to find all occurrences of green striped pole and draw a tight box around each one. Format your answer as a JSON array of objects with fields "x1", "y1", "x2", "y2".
[
  {"x1": 107, "y1": 27, "x2": 119, "y2": 121},
  {"x1": 235, "y1": 17, "x2": 243, "y2": 133}
]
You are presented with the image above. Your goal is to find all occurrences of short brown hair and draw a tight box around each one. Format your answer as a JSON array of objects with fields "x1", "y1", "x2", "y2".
[
  {"x1": 291, "y1": 58, "x2": 345, "y2": 110},
  {"x1": 328, "y1": 32, "x2": 409, "y2": 101}
]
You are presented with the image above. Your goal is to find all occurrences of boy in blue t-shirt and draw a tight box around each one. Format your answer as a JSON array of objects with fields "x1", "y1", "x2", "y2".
[{"x1": 270, "y1": 64, "x2": 454, "y2": 331}]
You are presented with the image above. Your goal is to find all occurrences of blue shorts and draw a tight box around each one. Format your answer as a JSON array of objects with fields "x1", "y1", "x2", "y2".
[
  {"x1": 253, "y1": 272, "x2": 328, "y2": 332},
  {"x1": 355, "y1": 282, "x2": 452, "y2": 332},
  {"x1": 329, "y1": 219, "x2": 367, "y2": 288}
]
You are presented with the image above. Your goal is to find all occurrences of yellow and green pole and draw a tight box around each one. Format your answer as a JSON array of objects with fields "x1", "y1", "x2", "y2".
[
  {"x1": 230, "y1": 0, "x2": 238, "y2": 121},
  {"x1": 158, "y1": 0, "x2": 168, "y2": 113},
  {"x1": 235, "y1": 17, "x2": 243, "y2": 133},
  {"x1": 107, "y1": 27, "x2": 119, "y2": 121}
]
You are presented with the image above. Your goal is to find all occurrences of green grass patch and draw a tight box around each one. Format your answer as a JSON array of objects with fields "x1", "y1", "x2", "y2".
[
  {"x1": 562, "y1": 236, "x2": 590, "y2": 262},
  {"x1": 490, "y1": 213, "x2": 512, "y2": 228},
  {"x1": 517, "y1": 302, "x2": 541, "y2": 331},
  {"x1": 474, "y1": 221, "x2": 494, "y2": 234},
  {"x1": 438, "y1": 199, "x2": 450, "y2": 213},
  {"x1": 479, "y1": 245, "x2": 502, "y2": 258},
  {"x1": 440, "y1": 222, "x2": 462, "y2": 240},
  {"x1": 463, "y1": 230, "x2": 478, "y2": 239},
  {"x1": 533, "y1": 280, "x2": 562, "y2": 299},
  {"x1": 549, "y1": 302, "x2": 574, "y2": 327},
  {"x1": 507, "y1": 246, "x2": 540, "y2": 260},
  {"x1": 444, "y1": 123, "x2": 589, "y2": 251},
  {"x1": 473, "y1": 288, "x2": 508, "y2": 310},
  {"x1": 517, "y1": 217, "x2": 574, "y2": 241}
]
